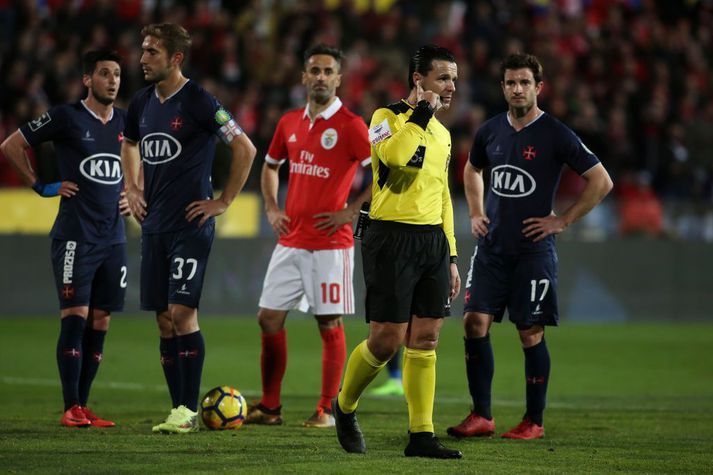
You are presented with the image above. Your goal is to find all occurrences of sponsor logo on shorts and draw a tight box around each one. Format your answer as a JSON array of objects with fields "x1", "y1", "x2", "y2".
[
  {"x1": 63, "y1": 241, "x2": 76, "y2": 284},
  {"x1": 176, "y1": 283, "x2": 191, "y2": 296}
]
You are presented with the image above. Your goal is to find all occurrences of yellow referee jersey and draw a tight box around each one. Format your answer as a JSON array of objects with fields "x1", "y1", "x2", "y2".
[{"x1": 367, "y1": 100, "x2": 456, "y2": 258}]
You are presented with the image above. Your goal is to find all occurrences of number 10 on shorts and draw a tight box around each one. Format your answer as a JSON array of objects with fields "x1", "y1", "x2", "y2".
[{"x1": 321, "y1": 282, "x2": 341, "y2": 304}]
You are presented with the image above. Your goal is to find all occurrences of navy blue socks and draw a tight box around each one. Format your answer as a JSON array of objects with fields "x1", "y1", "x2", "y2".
[
  {"x1": 160, "y1": 337, "x2": 181, "y2": 408},
  {"x1": 177, "y1": 331, "x2": 205, "y2": 412},
  {"x1": 523, "y1": 339, "x2": 550, "y2": 426},
  {"x1": 57, "y1": 315, "x2": 86, "y2": 410},
  {"x1": 464, "y1": 335, "x2": 495, "y2": 420},
  {"x1": 78, "y1": 327, "x2": 106, "y2": 406}
]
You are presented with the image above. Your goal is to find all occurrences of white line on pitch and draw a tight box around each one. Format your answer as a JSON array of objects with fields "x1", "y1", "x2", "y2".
[{"x1": 0, "y1": 375, "x2": 581, "y2": 409}]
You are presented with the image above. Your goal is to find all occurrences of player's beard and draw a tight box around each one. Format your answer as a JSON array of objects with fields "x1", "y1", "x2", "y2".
[
  {"x1": 94, "y1": 92, "x2": 115, "y2": 106},
  {"x1": 510, "y1": 102, "x2": 533, "y2": 118},
  {"x1": 310, "y1": 86, "x2": 332, "y2": 105},
  {"x1": 145, "y1": 66, "x2": 170, "y2": 84},
  {"x1": 509, "y1": 96, "x2": 534, "y2": 118}
]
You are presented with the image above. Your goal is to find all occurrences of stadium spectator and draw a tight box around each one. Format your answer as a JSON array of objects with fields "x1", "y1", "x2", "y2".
[
  {"x1": 1, "y1": 2, "x2": 713, "y2": 236},
  {"x1": 121, "y1": 23, "x2": 255, "y2": 434},
  {"x1": 0, "y1": 49, "x2": 129, "y2": 428},
  {"x1": 333, "y1": 44, "x2": 462, "y2": 459},
  {"x1": 245, "y1": 44, "x2": 371, "y2": 429},
  {"x1": 448, "y1": 53, "x2": 613, "y2": 440}
]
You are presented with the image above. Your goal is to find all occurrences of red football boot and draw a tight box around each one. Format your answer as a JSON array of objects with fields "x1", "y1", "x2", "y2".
[
  {"x1": 60, "y1": 405, "x2": 91, "y2": 427},
  {"x1": 82, "y1": 407, "x2": 116, "y2": 427},
  {"x1": 447, "y1": 412, "x2": 495, "y2": 438},
  {"x1": 501, "y1": 418, "x2": 544, "y2": 439}
]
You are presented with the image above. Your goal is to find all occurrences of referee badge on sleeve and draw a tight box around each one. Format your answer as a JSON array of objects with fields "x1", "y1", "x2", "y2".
[{"x1": 369, "y1": 119, "x2": 392, "y2": 145}]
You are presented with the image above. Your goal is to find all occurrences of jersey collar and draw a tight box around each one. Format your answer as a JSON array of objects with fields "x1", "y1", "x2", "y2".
[
  {"x1": 303, "y1": 97, "x2": 342, "y2": 121},
  {"x1": 81, "y1": 100, "x2": 114, "y2": 123},
  {"x1": 154, "y1": 79, "x2": 190, "y2": 102},
  {"x1": 506, "y1": 109, "x2": 545, "y2": 129}
]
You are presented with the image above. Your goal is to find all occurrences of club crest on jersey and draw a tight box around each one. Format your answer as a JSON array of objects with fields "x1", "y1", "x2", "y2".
[
  {"x1": 321, "y1": 128, "x2": 338, "y2": 150},
  {"x1": 523, "y1": 145, "x2": 536, "y2": 160},
  {"x1": 141, "y1": 132, "x2": 182, "y2": 165},
  {"x1": 491, "y1": 164, "x2": 536, "y2": 198},
  {"x1": 28, "y1": 112, "x2": 51, "y2": 131},
  {"x1": 80, "y1": 153, "x2": 123, "y2": 184},
  {"x1": 170, "y1": 116, "x2": 183, "y2": 131}
]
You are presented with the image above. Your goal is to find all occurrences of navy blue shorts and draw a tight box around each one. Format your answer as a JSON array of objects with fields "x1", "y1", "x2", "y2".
[
  {"x1": 51, "y1": 239, "x2": 127, "y2": 312},
  {"x1": 463, "y1": 244, "x2": 559, "y2": 327},
  {"x1": 140, "y1": 222, "x2": 215, "y2": 311},
  {"x1": 362, "y1": 220, "x2": 451, "y2": 323}
]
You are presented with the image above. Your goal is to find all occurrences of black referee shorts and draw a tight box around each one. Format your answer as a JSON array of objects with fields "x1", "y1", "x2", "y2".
[{"x1": 361, "y1": 220, "x2": 451, "y2": 323}]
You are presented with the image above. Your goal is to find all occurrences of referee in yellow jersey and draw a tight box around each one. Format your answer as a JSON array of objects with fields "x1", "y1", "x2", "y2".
[{"x1": 333, "y1": 44, "x2": 462, "y2": 459}]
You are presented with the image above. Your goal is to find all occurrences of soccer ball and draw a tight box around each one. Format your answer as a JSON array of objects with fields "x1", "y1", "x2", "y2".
[{"x1": 200, "y1": 386, "x2": 247, "y2": 430}]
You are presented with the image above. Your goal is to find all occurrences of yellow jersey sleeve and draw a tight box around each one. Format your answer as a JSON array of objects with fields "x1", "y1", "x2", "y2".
[
  {"x1": 369, "y1": 107, "x2": 427, "y2": 169},
  {"x1": 367, "y1": 101, "x2": 458, "y2": 259}
]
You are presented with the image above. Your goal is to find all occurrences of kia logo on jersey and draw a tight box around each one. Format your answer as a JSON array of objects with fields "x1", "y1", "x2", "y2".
[
  {"x1": 141, "y1": 132, "x2": 182, "y2": 164},
  {"x1": 79, "y1": 153, "x2": 123, "y2": 184},
  {"x1": 490, "y1": 164, "x2": 536, "y2": 197}
]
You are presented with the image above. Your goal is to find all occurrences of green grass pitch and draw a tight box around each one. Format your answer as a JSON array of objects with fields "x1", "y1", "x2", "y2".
[{"x1": 1, "y1": 316, "x2": 712, "y2": 473}]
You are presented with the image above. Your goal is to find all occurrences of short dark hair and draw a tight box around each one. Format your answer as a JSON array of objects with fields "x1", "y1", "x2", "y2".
[
  {"x1": 82, "y1": 49, "x2": 122, "y2": 75},
  {"x1": 500, "y1": 53, "x2": 543, "y2": 83},
  {"x1": 408, "y1": 44, "x2": 456, "y2": 89},
  {"x1": 141, "y1": 23, "x2": 192, "y2": 60},
  {"x1": 303, "y1": 44, "x2": 343, "y2": 68}
]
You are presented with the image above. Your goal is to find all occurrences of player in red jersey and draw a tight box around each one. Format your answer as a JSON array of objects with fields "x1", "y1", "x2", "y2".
[{"x1": 245, "y1": 44, "x2": 371, "y2": 428}]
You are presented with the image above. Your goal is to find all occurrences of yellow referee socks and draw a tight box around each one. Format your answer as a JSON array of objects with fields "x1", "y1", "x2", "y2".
[
  {"x1": 403, "y1": 347, "x2": 437, "y2": 433},
  {"x1": 338, "y1": 340, "x2": 388, "y2": 413}
]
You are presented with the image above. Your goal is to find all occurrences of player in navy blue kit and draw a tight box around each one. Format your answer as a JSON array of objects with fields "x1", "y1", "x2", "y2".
[
  {"x1": 121, "y1": 23, "x2": 256, "y2": 434},
  {"x1": 447, "y1": 53, "x2": 613, "y2": 440},
  {"x1": 1, "y1": 50, "x2": 129, "y2": 428}
]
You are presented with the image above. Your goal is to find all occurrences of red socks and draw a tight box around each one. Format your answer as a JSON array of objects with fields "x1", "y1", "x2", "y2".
[
  {"x1": 318, "y1": 325, "x2": 346, "y2": 411},
  {"x1": 260, "y1": 325, "x2": 346, "y2": 413},
  {"x1": 260, "y1": 329, "x2": 287, "y2": 409}
]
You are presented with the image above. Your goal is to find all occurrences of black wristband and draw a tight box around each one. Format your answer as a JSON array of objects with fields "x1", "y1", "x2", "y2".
[
  {"x1": 449, "y1": 256, "x2": 458, "y2": 264},
  {"x1": 417, "y1": 99, "x2": 435, "y2": 114},
  {"x1": 407, "y1": 100, "x2": 434, "y2": 130}
]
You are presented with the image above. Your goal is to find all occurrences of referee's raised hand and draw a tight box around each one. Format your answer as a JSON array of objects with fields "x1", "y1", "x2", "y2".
[{"x1": 416, "y1": 79, "x2": 442, "y2": 111}]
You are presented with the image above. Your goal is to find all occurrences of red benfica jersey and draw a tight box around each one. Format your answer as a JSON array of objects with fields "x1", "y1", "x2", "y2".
[{"x1": 266, "y1": 97, "x2": 371, "y2": 250}]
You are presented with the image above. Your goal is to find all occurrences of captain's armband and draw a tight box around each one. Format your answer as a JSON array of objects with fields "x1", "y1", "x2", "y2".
[{"x1": 215, "y1": 108, "x2": 243, "y2": 144}]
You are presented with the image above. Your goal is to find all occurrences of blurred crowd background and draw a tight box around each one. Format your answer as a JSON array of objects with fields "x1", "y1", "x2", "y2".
[{"x1": 1, "y1": 0, "x2": 712, "y2": 240}]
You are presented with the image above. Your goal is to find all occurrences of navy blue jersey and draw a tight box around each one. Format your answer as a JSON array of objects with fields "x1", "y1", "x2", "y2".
[
  {"x1": 20, "y1": 102, "x2": 126, "y2": 244},
  {"x1": 469, "y1": 112, "x2": 599, "y2": 255},
  {"x1": 124, "y1": 80, "x2": 239, "y2": 233}
]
